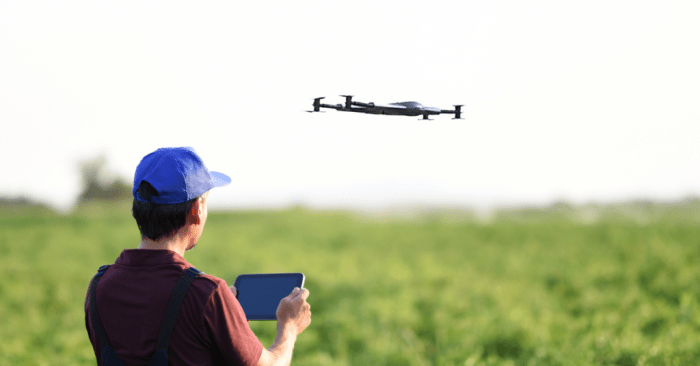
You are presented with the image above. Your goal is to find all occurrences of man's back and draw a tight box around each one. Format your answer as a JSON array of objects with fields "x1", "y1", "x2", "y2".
[{"x1": 84, "y1": 249, "x2": 263, "y2": 366}]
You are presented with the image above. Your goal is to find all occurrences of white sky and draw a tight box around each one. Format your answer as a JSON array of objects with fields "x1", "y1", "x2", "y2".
[{"x1": 1, "y1": 1, "x2": 698, "y2": 211}]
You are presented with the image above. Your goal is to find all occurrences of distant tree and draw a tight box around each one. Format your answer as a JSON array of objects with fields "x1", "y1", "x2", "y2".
[
  {"x1": 0, "y1": 196, "x2": 47, "y2": 207},
  {"x1": 78, "y1": 155, "x2": 131, "y2": 203},
  {"x1": 0, "y1": 196, "x2": 33, "y2": 206}
]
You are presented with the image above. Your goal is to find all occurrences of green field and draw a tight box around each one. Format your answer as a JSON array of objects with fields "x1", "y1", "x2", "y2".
[{"x1": 1, "y1": 200, "x2": 699, "y2": 365}]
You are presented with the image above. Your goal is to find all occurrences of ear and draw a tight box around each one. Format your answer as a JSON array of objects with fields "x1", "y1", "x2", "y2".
[{"x1": 190, "y1": 197, "x2": 203, "y2": 225}]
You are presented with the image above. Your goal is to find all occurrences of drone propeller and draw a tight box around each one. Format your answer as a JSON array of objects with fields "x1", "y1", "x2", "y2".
[
  {"x1": 309, "y1": 97, "x2": 326, "y2": 112},
  {"x1": 453, "y1": 105, "x2": 464, "y2": 119},
  {"x1": 339, "y1": 95, "x2": 354, "y2": 109}
]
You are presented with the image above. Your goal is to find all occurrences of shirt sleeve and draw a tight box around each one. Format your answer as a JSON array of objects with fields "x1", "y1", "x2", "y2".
[{"x1": 204, "y1": 280, "x2": 264, "y2": 366}]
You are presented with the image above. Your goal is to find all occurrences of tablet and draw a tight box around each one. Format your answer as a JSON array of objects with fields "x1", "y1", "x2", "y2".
[{"x1": 234, "y1": 273, "x2": 305, "y2": 321}]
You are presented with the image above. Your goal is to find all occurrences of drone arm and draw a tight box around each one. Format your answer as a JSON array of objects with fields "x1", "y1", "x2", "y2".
[
  {"x1": 310, "y1": 97, "x2": 344, "y2": 112},
  {"x1": 320, "y1": 103, "x2": 343, "y2": 110},
  {"x1": 351, "y1": 101, "x2": 375, "y2": 108},
  {"x1": 440, "y1": 105, "x2": 463, "y2": 119}
]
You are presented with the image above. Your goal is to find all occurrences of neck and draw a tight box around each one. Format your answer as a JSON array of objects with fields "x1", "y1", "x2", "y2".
[{"x1": 137, "y1": 229, "x2": 190, "y2": 257}]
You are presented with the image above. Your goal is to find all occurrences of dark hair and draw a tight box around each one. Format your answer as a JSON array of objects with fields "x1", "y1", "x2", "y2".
[{"x1": 132, "y1": 181, "x2": 198, "y2": 241}]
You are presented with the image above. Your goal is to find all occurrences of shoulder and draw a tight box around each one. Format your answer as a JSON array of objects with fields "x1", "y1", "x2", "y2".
[
  {"x1": 189, "y1": 272, "x2": 229, "y2": 300},
  {"x1": 196, "y1": 272, "x2": 226, "y2": 286}
]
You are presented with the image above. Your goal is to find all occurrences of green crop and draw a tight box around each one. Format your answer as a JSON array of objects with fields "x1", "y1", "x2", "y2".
[{"x1": 0, "y1": 202, "x2": 699, "y2": 365}]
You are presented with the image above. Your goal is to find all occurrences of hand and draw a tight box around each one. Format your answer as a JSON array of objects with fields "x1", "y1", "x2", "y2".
[
  {"x1": 230, "y1": 285, "x2": 237, "y2": 297},
  {"x1": 276, "y1": 287, "x2": 311, "y2": 335}
]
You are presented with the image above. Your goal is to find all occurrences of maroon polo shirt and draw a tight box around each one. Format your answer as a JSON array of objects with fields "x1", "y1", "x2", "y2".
[{"x1": 84, "y1": 249, "x2": 263, "y2": 366}]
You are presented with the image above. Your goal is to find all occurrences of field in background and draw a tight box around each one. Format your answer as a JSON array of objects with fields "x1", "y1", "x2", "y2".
[{"x1": 0, "y1": 200, "x2": 699, "y2": 365}]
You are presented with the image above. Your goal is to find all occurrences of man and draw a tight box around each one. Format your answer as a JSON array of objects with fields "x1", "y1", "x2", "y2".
[{"x1": 85, "y1": 147, "x2": 311, "y2": 366}]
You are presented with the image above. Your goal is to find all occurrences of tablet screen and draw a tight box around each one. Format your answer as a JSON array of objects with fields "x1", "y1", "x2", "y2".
[{"x1": 234, "y1": 273, "x2": 305, "y2": 320}]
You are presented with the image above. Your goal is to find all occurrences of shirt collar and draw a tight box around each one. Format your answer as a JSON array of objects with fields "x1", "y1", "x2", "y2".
[{"x1": 114, "y1": 249, "x2": 191, "y2": 268}]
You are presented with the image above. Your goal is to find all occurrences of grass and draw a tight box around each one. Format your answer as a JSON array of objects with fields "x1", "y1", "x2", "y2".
[{"x1": 0, "y1": 200, "x2": 699, "y2": 365}]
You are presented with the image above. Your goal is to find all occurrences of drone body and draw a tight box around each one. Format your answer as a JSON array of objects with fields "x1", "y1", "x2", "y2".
[{"x1": 309, "y1": 95, "x2": 463, "y2": 120}]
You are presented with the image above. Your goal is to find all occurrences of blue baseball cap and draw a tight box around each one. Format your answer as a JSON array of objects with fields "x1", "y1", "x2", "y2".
[{"x1": 133, "y1": 147, "x2": 231, "y2": 204}]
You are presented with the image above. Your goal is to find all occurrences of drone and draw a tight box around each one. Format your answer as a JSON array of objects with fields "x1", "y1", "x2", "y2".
[{"x1": 308, "y1": 95, "x2": 463, "y2": 120}]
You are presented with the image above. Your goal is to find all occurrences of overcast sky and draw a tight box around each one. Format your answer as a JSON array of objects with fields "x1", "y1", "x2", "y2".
[{"x1": 1, "y1": 1, "x2": 698, "y2": 211}]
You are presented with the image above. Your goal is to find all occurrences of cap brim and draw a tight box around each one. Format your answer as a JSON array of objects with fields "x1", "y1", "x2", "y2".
[{"x1": 211, "y1": 171, "x2": 232, "y2": 187}]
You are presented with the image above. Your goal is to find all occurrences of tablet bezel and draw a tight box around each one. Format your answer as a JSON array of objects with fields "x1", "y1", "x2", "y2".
[{"x1": 233, "y1": 273, "x2": 305, "y2": 321}]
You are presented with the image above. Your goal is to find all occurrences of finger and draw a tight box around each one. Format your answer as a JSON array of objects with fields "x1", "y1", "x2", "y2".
[
  {"x1": 298, "y1": 288, "x2": 310, "y2": 301},
  {"x1": 230, "y1": 285, "x2": 237, "y2": 297}
]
